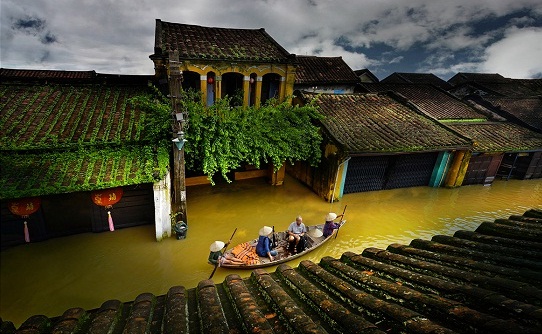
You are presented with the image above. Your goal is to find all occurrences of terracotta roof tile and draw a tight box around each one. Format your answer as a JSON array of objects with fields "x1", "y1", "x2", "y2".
[
  {"x1": 0, "y1": 82, "x2": 149, "y2": 149},
  {"x1": 382, "y1": 72, "x2": 452, "y2": 90},
  {"x1": 0, "y1": 73, "x2": 164, "y2": 199},
  {"x1": 360, "y1": 83, "x2": 486, "y2": 120},
  {"x1": 0, "y1": 68, "x2": 96, "y2": 80},
  {"x1": 484, "y1": 97, "x2": 542, "y2": 131},
  {"x1": 448, "y1": 73, "x2": 542, "y2": 97},
  {"x1": 447, "y1": 122, "x2": 542, "y2": 152},
  {"x1": 294, "y1": 56, "x2": 359, "y2": 84},
  {"x1": 473, "y1": 81, "x2": 541, "y2": 97},
  {"x1": 448, "y1": 72, "x2": 508, "y2": 85},
  {"x1": 155, "y1": 20, "x2": 292, "y2": 62},
  {"x1": 308, "y1": 92, "x2": 471, "y2": 154},
  {"x1": 4, "y1": 209, "x2": 542, "y2": 333}
]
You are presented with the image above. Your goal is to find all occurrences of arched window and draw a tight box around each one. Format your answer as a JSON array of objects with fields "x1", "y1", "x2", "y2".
[
  {"x1": 261, "y1": 73, "x2": 281, "y2": 105},
  {"x1": 206, "y1": 71, "x2": 216, "y2": 106},
  {"x1": 221, "y1": 72, "x2": 244, "y2": 107},
  {"x1": 181, "y1": 71, "x2": 200, "y2": 91}
]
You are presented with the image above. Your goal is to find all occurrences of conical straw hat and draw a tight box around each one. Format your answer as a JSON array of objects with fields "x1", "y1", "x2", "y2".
[
  {"x1": 325, "y1": 212, "x2": 337, "y2": 221},
  {"x1": 308, "y1": 228, "x2": 323, "y2": 238},
  {"x1": 210, "y1": 240, "x2": 225, "y2": 252},
  {"x1": 259, "y1": 226, "x2": 273, "y2": 236}
]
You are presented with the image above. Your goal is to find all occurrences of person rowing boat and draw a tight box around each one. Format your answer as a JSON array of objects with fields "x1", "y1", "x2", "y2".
[
  {"x1": 208, "y1": 240, "x2": 245, "y2": 267},
  {"x1": 323, "y1": 212, "x2": 344, "y2": 237}
]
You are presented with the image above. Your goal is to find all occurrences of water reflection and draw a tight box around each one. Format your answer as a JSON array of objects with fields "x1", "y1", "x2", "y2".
[{"x1": 1, "y1": 175, "x2": 541, "y2": 326}]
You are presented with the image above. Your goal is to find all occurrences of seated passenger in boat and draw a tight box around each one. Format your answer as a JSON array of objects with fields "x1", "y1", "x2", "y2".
[
  {"x1": 208, "y1": 240, "x2": 245, "y2": 267},
  {"x1": 256, "y1": 226, "x2": 277, "y2": 261},
  {"x1": 287, "y1": 215, "x2": 307, "y2": 254},
  {"x1": 323, "y1": 212, "x2": 344, "y2": 237}
]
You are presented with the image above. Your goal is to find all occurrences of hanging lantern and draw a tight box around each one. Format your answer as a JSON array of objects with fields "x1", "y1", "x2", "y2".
[
  {"x1": 249, "y1": 77, "x2": 255, "y2": 84},
  {"x1": 207, "y1": 76, "x2": 214, "y2": 84},
  {"x1": 8, "y1": 197, "x2": 41, "y2": 243},
  {"x1": 91, "y1": 187, "x2": 123, "y2": 231}
]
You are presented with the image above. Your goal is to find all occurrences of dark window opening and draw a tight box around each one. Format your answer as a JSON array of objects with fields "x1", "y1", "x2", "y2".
[
  {"x1": 261, "y1": 73, "x2": 281, "y2": 105},
  {"x1": 221, "y1": 72, "x2": 244, "y2": 107},
  {"x1": 181, "y1": 71, "x2": 201, "y2": 91}
]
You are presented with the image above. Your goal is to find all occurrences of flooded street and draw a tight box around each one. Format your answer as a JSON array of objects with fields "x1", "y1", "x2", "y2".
[{"x1": 1, "y1": 175, "x2": 541, "y2": 326}]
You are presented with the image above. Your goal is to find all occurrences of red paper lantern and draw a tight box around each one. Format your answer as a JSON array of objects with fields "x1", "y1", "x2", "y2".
[
  {"x1": 207, "y1": 76, "x2": 214, "y2": 84},
  {"x1": 91, "y1": 187, "x2": 123, "y2": 208},
  {"x1": 8, "y1": 197, "x2": 41, "y2": 217}
]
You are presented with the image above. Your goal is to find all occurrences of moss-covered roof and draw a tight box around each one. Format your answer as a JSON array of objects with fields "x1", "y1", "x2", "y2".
[
  {"x1": 154, "y1": 20, "x2": 292, "y2": 63},
  {"x1": 0, "y1": 70, "x2": 168, "y2": 200},
  {"x1": 307, "y1": 92, "x2": 472, "y2": 154},
  {"x1": 483, "y1": 96, "x2": 542, "y2": 132},
  {"x1": 360, "y1": 82, "x2": 486, "y2": 120},
  {"x1": 294, "y1": 56, "x2": 360, "y2": 85},
  {"x1": 447, "y1": 122, "x2": 542, "y2": 152},
  {"x1": 0, "y1": 146, "x2": 169, "y2": 199},
  {"x1": 0, "y1": 82, "x2": 149, "y2": 150}
]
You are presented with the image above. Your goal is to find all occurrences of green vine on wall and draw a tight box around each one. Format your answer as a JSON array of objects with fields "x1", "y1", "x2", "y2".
[{"x1": 130, "y1": 87, "x2": 324, "y2": 184}]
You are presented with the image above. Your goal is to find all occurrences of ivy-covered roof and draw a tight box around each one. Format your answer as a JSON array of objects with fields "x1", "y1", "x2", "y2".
[
  {"x1": 306, "y1": 92, "x2": 472, "y2": 154},
  {"x1": 0, "y1": 146, "x2": 169, "y2": 199},
  {"x1": 153, "y1": 19, "x2": 293, "y2": 63},
  {"x1": 0, "y1": 70, "x2": 169, "y2": 200}
]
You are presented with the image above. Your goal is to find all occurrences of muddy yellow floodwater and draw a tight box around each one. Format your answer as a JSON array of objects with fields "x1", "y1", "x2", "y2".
[{"x1": 1, "y1": 175, "x2": 541, "y2": 326}]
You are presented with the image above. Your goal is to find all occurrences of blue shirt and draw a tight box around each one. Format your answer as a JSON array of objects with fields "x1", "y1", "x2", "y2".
[{"x1": 256, "y1": 235, "x2": 273, "y2": 256}]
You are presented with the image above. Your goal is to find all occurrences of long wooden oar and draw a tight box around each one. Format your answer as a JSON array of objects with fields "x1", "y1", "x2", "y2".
[
  {"x1": 272, "y1": 225, "x2": 277, "y2": 248},
  {"x1": 334, "y1": 205, "x2": 347, "y2": 239},
  {"x1": 209, "y1": 227, "x2": 237, "y2": 279}
]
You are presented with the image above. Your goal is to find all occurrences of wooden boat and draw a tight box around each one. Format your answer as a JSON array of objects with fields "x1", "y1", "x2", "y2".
[{"x1": 218, "y1": 221, "x2": 346, "y2": 269}]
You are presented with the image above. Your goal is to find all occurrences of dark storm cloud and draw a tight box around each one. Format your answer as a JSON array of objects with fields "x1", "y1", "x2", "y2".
[
  {"x1": 12, "y1": 15, "x2": 46, "y2": 34},
  {"x1": 1, "y1": 0, "x2": 541, "y2": 78},
  {"x1": 40, "y1": 31, "x2": 57, "y2": 44}
]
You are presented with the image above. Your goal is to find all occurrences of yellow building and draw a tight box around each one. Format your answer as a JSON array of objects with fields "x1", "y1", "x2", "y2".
[{"x1": 150, "y1": 19, "x2": 297, "y2": 108}]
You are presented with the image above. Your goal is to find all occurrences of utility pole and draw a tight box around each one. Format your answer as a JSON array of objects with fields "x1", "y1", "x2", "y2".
[{"x1": 168, "y1": 50, "x2": 188, "y2": 226}]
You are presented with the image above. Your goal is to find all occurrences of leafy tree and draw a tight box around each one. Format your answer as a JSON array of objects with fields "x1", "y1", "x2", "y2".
[{"x1": 132, "y1": 87, "x2": 324, "y2": 184}]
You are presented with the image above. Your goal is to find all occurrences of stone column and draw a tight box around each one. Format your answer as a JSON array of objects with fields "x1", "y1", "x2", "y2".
[
  {"x1": 243, "y1": 76, "x2": 251, "y2": 106},
  {"x1": 255, "y1": 76, "x2": 262, "y2": 107},
  {"x1": 154, "y1": 171, "x2": 172, "y2": 241}
]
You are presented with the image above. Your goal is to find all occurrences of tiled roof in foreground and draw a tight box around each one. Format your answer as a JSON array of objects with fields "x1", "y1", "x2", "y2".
[{"x1": 2, "y1": 209, "x2": 541, "y2": 333}]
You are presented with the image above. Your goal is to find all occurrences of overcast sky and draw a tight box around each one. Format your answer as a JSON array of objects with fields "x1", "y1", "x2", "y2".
[{"x1": 1, "y1": 0, "x2": 541, "y2": 80}]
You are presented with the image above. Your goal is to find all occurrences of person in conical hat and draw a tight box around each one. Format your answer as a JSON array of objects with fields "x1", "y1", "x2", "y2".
[
  {"x1": 256, "y1": 226, "x2": 277, "y2": 261},
  {"x1": 323, "y1": 212, "x2": 344, "y2": 237},
  {"x1": 208, "y1": 240, "x2": 244, "y2": 266},
  {"x1": 209, "y1": 240, "x2": 225, "y2": 252}
]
